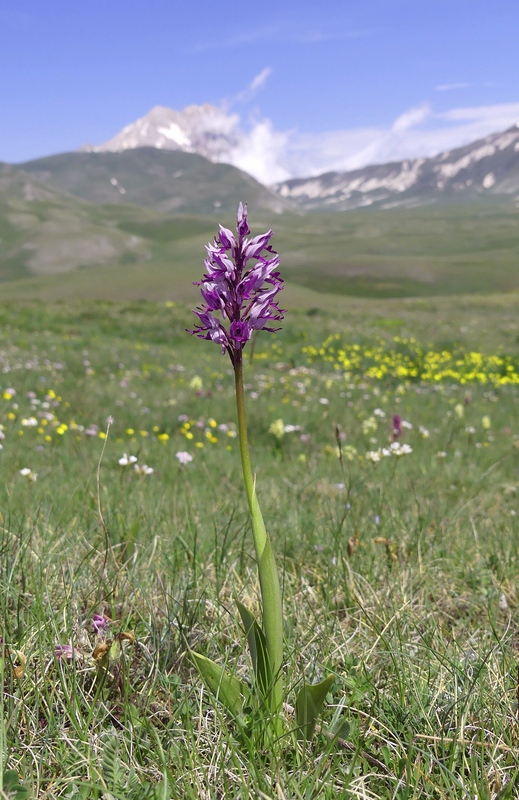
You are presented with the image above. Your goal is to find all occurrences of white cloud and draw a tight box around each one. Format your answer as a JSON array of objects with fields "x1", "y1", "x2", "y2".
[
  {"x1": 249, "y1": 67, "x2": 272, "y2": 94},
  {"x1": 435, "y1": 83, "x2": 470, "y2": 92},
  {"x1": 391, "y1": 104, "x2": 431, "y2": 132},
  {"x1": 225, "y1": 118, "x2": 291, "y2": 184},
  {"x1": 217, "y1": 100, "x2": 519, "y2": 184},
  {"x1": 230, "y1": 67, "x2": 273, "y2": 106}
]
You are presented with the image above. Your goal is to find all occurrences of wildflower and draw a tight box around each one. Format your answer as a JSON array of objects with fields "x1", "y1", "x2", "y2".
[
  {"x1": 391, "y1": 442, "x2": 413, "y2": 456},
  {"x1": 343, "y1": 445, "x2": 357, "y2": 461},
  {"x1": 362, "y1": 417, "x2": 377, "y2": 435},
  {"x1": 54, "y1": 644, "x2": 77, "y2": 660},
  {"x1": 269, "y1": 419, "x2": 286, "y2": 440},
  {"x1": 176, "y1": 451, "x2": 193, "y2": 465},
  {"x1": 454, "y1": 403, "x2": 464, "y2": 419},
  {"x1": 85, "y1": 424, "x2": 98, "y2": 437},
  {"x1": 373, "y1": 408, "x2": 385, "y2": 418},
  {"x1": 392, "y1": 414, "x2": 402, "y2": 440},
  {"x1": 92, "y1": 614, "x2": 109, "y2": 634},
  {"x1": 419, "y1": 425, "x2": 430, "y2": 438},
  {"x1": 189, "y1": 203, "x2": 284, "y2": 367},
  {"x1": 367, "y1": 450, "x2": 382, "y2": 463},
  {"x1": 190, "y1": 376, "x2": 203, "y2": 391},
  {"x1": 21, "y1": 417, "x2": 38, "y2": 427},
  {"x1": 134, "y1": 463, "x2": 154, "y2": 476},
  {"x1": 482, "y1": 415, "x2": 491, "y2": 430},
  {"x1": 118, "y1": 453, "x2": 137, "y2": 466},
  {"x1": 19, "y1": 468, "x2": 37, "y2": 481}
]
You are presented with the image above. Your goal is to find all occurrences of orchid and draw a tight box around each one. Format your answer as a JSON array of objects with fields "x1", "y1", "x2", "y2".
[
  {"x1": 189, "y1": 204, "x2": 333, "y2": 745},
  {"x1": 190, "y1": 203, "x2": 284, "y2": 367}
]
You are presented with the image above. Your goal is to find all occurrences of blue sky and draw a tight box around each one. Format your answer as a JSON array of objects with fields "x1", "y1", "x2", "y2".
[{"x1": 1, "y1": 0, "x2": 518, "y2": 181}]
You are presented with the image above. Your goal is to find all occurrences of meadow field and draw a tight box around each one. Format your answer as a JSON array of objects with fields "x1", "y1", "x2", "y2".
[{"x1": 0, "y1": 292, "x2": 517, "y2": 799}]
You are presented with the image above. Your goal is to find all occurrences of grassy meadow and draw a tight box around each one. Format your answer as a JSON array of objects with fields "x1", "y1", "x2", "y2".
[
  {"x1": 0, "y1": 294, "x2": 518, "y2": 798},
  {"x1": 2, "y1": 201, "x2": 519, "y2": 304}
]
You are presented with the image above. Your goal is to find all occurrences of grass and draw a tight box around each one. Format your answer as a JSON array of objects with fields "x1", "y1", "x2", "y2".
[
  {"x1": 2, "y1": 200, "x2": 519, "y2": 303},
  {"x1": 0, "y1": 294, "x2": 518, "y2": 797}
]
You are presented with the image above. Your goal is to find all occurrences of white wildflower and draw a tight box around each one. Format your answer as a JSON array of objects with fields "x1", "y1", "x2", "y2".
[
  {"x1": 19, "y1": 468, "x2": 37, "y2": 481},
  {"x1": 118, "y1": 454, "x2": 138, "y2": 466},
  {"x1": 133, "y1": 463, "x2": 154, "y2": 476}
]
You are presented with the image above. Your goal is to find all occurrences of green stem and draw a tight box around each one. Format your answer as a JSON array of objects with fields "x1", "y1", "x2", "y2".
[{"x1": 234, "y1": 358, "x2": 284, "y2": 720}]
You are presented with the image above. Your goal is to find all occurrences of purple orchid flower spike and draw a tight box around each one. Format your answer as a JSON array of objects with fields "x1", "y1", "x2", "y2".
[
  {"x1": 189, "y1": 204, "x2": 284, "y2": 366},
  {"x1": 392, "y1": 414, "x2": 402, "y2": 441}
]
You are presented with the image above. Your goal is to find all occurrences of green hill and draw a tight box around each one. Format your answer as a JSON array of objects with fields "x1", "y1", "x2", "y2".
[{"x1": 13, "y1": 148, "x2": 287, "y2": 215}]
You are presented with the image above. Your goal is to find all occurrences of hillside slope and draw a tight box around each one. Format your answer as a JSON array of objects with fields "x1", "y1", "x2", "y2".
[{"x1": 14, "y1": 148, "x2": 288, "y2": 215}]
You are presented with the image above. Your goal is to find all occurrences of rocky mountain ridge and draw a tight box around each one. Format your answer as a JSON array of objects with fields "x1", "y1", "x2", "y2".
[{"x1": 272, "y1": 125, "x2": 519, "y2": 210}]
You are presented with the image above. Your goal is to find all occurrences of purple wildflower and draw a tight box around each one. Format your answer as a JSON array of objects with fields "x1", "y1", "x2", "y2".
[
  {"x1": 392, "y1": 415, "x2": 402, "y2": 441},
  {"x1": 92, "y1": 614, "x2": 109, "y2": 634},
  {"x1": 189, "y1": 203, "x2": 284, "y2": 365},
  {"x1": 54, "y1": 644, "x2": 77, "y2": 660}
]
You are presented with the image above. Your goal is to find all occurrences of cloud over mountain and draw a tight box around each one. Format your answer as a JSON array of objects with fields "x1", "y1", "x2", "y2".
[{"x1": 84, "y1": 100, "x2": 519, "y2": 186}]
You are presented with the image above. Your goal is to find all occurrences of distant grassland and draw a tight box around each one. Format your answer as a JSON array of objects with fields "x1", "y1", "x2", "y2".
[{"x1": 0, "y1": 198, "x2": 518, "y2": 302}]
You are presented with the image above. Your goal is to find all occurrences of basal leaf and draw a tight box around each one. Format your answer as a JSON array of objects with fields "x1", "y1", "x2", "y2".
[
  {"x1": 236, "y1": 600, "x2": 271, "y2": 697},
  {"x1": 295, "y1": 674, "x2": 335, "y2": 741},
  {"x1": 191, "y1": 651, "x2": 247, "y2": 718}
]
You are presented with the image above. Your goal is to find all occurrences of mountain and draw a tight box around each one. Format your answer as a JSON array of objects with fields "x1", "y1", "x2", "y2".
[
  {"x1": 14, "y1": 148, "x2": 288, "y2": 215},
  {"x1": 83, "y1": 104, "x2": 241, "y2": 163},
  {"x1": 272, "y1": 125, "x2": 519, "y2": 211}
]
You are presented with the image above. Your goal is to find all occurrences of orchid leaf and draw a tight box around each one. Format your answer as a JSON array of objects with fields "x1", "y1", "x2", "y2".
[
  {"x1": 236, "y1": 600, "x2": 271, "y2": 697},
  {"x1": 295, "y1": 674, "x2": 335, "y2": 741},
  {"x1": 191, "y1": 652, "x2": 247, "y2": 718}
]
